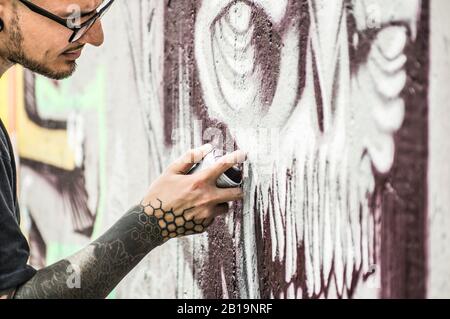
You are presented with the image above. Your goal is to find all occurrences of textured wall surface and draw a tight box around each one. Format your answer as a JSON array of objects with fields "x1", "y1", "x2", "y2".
[
  {"x1": 0, "y1": 0, "x2": 449, "y2": 298},
  {"x1": 428, "y1": 0, "x2": 450, "y2": 299}
]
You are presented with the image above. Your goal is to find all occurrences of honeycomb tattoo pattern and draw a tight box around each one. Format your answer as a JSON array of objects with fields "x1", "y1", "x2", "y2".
[
  {"x1": 128, "y1": 205, "x2": 164, "y2": 248},
  {"x1": 141, "y1": 199, "x2": 213, "y2": 242}
]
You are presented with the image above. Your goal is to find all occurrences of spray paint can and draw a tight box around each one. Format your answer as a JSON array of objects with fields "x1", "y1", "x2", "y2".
[{"x1": 187, "y1": 148, "x2": 243, "y2": 188}]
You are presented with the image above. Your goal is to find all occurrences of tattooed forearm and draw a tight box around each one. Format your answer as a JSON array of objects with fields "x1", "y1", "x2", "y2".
[
  {"x1": 13, "y1": 195, "x2": 216, "y2": 299},
  {"x1": 141, "y1": 198, "x2": 213, "y2": 242},
  {"x1": 14, "y1": 204, "x2": 165, "y2": 299}
]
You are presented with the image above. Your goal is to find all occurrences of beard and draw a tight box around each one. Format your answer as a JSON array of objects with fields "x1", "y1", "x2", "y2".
[
  {"x1": 4, "y1": 7, "x2": 76, "y2": 80},
  {"x1": 7, "y1": 49, "x2": 77, "y2": 80}
]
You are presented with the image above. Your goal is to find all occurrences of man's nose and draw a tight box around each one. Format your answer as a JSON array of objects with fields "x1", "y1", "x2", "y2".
[{"x1": 78, "y1": 20, "x2": 104, "y2": 47}]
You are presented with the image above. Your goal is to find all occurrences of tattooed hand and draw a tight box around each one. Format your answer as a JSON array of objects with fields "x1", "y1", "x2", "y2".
[{"x1": 141, "y1": 144, "x2": 246, "y2": 242}]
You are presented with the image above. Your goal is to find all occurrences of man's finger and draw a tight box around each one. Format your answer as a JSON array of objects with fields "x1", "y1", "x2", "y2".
[
  {"x1": 212, "y1": 187, "x2": 244, "y2": 204},
  {"x1": 203, "y1": 149, "x2": 246, "y2": 182},
  {"x1": 167, "y1": 144, "x2": 213, "y2": 174}
]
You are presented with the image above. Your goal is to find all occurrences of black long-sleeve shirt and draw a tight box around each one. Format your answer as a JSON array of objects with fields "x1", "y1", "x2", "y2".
[{"x1": 0, "y1": 118, "x2": 36, "y2": 291}]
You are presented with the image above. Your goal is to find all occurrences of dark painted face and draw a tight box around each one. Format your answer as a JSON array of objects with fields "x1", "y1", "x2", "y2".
[{"x1": 189, "y1": 0, "x2": 423, "y2": 299}]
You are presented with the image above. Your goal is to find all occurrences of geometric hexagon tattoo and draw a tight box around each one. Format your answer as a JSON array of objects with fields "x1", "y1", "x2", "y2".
[{"x1": 141, "y1": 198, "x2": 213, "y2": 242}]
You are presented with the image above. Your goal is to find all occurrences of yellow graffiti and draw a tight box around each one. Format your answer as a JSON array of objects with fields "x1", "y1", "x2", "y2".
[
  {"x1": 0, "y1": 67, "x2": 14, "y2": 130},
  {"x1": 15, "y1": 70, "x2": 77, "y2": 170},
  {"x1": 0, "y1": 76, "x2": 7, "y2": 123},
  {"x1": 1, "y1": 67, "x2": 77, "y2": 170}
]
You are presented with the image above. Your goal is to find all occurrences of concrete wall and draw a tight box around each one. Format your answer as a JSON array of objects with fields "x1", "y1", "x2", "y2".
[
  {"x1": 428, "y1": 0, "x2": 450, "y2": 299},
  {"x1": 1, "y1": 0, "x2": 448, "y2": 298}
]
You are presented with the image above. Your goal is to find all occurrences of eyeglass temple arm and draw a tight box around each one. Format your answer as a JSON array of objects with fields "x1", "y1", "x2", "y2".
[
  {"x1": 18, "y1": 0, "x2": 72, "y2": 28},
  {"x1": 19, "y1": 0, "x2": 115, "y2": 31}
]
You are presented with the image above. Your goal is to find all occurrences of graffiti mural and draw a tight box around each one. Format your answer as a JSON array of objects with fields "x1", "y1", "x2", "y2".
[
  {"x1": 3, "y1": 0, "x2": 449, "y2": 299},
  {"x1": 21, "y1": 72, "x2": 95, "y2": 236},
  {"x1": 143, "y1": 0, "x2": 426, "y2": 298},
  {"x1": 18, "y1": 66, "x2": 106, "y2": 268}
]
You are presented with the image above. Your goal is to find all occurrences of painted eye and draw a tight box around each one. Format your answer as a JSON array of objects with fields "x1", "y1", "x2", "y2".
[
  {"x1": 196, "y1": 0, "x2": 284, "y2": 125},
  {"x1": 211, "y1": 1, "x2": 279, "y2": 113}
]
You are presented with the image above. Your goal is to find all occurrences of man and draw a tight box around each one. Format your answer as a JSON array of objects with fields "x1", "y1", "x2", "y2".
[{"x1": 0, "y1": 0, "x2": 245, "y2": 299}]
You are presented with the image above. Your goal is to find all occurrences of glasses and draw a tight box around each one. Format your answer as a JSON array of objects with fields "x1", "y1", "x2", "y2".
[{"x1": 18, "y1": 0, "x2": 115, "y2": 43}]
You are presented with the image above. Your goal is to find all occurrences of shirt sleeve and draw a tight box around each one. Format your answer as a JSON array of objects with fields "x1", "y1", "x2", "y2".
[{"x1": 0, "y1": 155, "x2": 36, "y2": 291}]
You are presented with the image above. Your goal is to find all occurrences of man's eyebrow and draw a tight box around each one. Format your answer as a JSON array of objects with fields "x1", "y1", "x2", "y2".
[
  {"x1": 60, "y1": 2, "x2": 103, "y2": 19},
  {"x1": 59, "y1": 0, "x2": 105, "y2": 18},
  {"x1": 80, "y1": 9, "x2": 97, "y2": 18}
]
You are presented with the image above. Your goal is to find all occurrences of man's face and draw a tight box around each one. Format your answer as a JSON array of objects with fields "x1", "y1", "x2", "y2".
[{"x1": 2, "y1": 0, "x2": 105, "y2": 79}]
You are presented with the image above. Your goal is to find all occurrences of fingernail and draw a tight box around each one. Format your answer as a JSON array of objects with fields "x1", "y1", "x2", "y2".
[{"x1": 235, "y1": 150, "x2": 247, "y2": 163}]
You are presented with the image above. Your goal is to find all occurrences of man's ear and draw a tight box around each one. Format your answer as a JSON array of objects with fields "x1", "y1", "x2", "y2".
[
  {"x1": 0, "y1": 0, "x2": 9, "y2": 21},
  {"x1": 0, "y1": 0, "x2": 6, "y2": 11},
  {"x1": 0, "y1": 0, "x2": 14, "y2": 32},
  {"x1": 0, "y1": 2, "x2": 4, "y2": 34}
]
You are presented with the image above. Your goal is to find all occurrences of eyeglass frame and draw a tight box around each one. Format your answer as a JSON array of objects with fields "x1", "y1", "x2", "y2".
[{"x1": 17, "y1": 0, "x2": 115, "y2": 43}]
